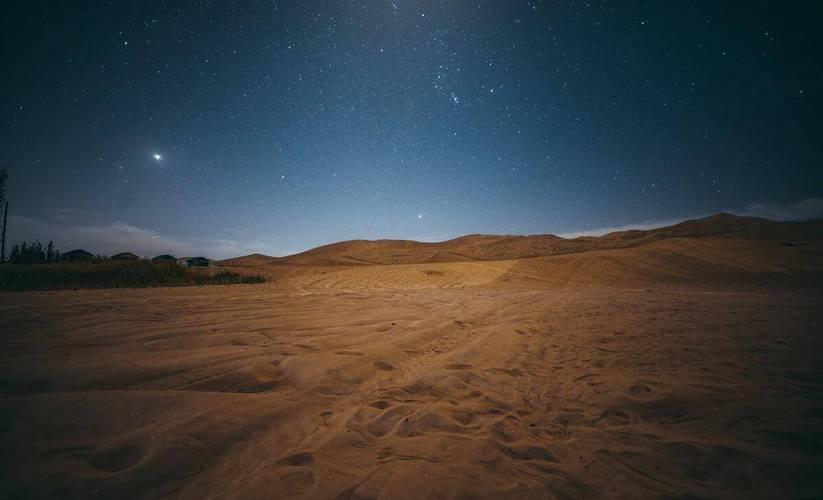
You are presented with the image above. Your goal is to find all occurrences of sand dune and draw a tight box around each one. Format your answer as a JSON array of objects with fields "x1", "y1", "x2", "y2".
[
  {"x1": 2, "y1": 214, "x2": 823, "y2": 498},
  {"x1": 224, "y1": 230, "x2": 823, "y2": 292},
  {"x1": 220, "y1": 213, "x2": 823, "y2": 268}
]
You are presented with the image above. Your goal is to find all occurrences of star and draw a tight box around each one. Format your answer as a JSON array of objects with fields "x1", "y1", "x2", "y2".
[
  {"x1": 153, "y1": 153, "x2": 162, "y2": 161},
  {"x1": 418, "y1": 213, "x2": 423, "y2": 219}
]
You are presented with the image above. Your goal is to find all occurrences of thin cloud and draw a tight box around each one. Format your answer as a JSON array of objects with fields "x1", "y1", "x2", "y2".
[
  {"x1": 400, "y1": 233, "x2": 459, "y2": 243},
  {"x1": 557, "y1": 217, "x2": 689, "y2": 238},
  {"x1": 558, "y1": 198, "x2": 823, "y2": 239},
  {"x1": 5, "y1": 214, "x2": 282, "y2": 259},
  {"x1": 7, "y1": 198, "x2": 820, "y2": 259},
  {"x1": 732, "y1": 198, "x2": 823, "y2": 221}
]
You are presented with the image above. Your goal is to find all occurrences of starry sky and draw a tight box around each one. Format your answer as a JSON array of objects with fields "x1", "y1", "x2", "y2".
[{"x1": 1, "y1": 1, "x2": 821, "y2": 258}]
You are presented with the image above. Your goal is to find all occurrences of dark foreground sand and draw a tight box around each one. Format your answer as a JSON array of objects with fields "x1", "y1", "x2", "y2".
[{"x1": 1, "y1": 277, "x2": 822, "y2": 498}]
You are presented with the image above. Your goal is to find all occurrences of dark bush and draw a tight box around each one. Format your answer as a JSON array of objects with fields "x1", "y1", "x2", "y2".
[{"x1": 0, "y1": 260, "x2": 265, "y2": 291}]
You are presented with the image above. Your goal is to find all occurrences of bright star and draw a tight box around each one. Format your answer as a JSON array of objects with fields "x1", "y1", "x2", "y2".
[
  {"x1": 418, "y1": 214, "x2": 423, "y2": 219},
  {"x1": 153, "y1": 153, "x2": 162, "y2": 161}
]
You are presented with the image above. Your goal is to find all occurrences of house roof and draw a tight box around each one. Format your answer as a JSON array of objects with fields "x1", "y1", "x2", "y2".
[
  {"x1": 152, "y1": 254, "x2": 176, "y2": 260},
  {"x1": 111, "y1": 252, "x2": 139, "y2": 260},
  {"x1": 63, "y1": 249, "x2": 94, "y2": 257}
]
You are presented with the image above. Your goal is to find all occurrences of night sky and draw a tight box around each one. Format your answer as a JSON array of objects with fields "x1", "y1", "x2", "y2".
[{"x1": 1, "y1": 1, "x2": 821, "y2": 258}]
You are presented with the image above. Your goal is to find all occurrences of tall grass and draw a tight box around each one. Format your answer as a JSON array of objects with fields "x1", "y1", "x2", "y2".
[{"x1": 0, "y1": 261, "x2": 265, "y2": 291}]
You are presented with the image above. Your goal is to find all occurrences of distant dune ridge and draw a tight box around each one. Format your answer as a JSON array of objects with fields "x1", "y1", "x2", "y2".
[
  {"x1": 217, "y1": 213, "x2": 823, "y2": 288},
  {"x1": 220, "y1": 213, "x2": 823, "y2": 266}
]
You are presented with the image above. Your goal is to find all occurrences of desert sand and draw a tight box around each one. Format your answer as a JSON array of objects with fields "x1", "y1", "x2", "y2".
[{"x1": 1, "y1": 214, "x2": 823, "y2": 498}]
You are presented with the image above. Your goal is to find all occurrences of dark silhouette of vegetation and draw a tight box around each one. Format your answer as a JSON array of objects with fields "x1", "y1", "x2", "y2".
[
  {"x1": 0, "y1": 166, "x2": 7, "y2": 206},
  {"x1": 9, "y1": 240, "x2": 62, "y2": 264},
  {"x1": 0, "y1": 260, "x2": 265, "y2": 291},
  {"x1": 1, "y1": 165, "x2": 8, "y2": 262}
]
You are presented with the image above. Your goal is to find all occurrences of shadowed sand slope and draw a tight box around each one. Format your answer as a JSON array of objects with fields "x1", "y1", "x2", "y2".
[{"x1": 506, "y1": 236, "x2": 823, "y2": 288}]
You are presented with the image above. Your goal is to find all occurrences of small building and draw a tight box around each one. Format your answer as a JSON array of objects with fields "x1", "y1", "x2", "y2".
[
  {"x1": 62, "y1": 249, "x2": 94, "y2": 262},
  {"x1": 186, "y1": 256, "x2": 209, "y2": 267},
  {"x1": 152, "y1": 254, "x2": 176, "y2": 263},
  {"x1": 111, "y1": 252, "x2": 140, "y2": 261}
]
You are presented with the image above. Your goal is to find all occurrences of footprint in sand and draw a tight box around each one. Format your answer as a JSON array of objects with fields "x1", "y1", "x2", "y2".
[
  {"x1": 500, "y1": 443, "x2": 556, "y2": 462},
  {"x1": 374, "y1": 361, "x2": 396, "y2": 371},
  {"x1": 446, "y1": 363, "x2": 473, "y2": 370},
  {"x1": 279, "y1": 452, "x2": 315, "y2": 466},
  {"x1": 629, "y1": 383, "x2": 653, "y2": 396}
]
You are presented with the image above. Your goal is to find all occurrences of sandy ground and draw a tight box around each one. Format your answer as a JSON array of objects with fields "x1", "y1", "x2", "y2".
[{"x1": 2, "y1": 275, "x2": 822, "y2": 498}]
